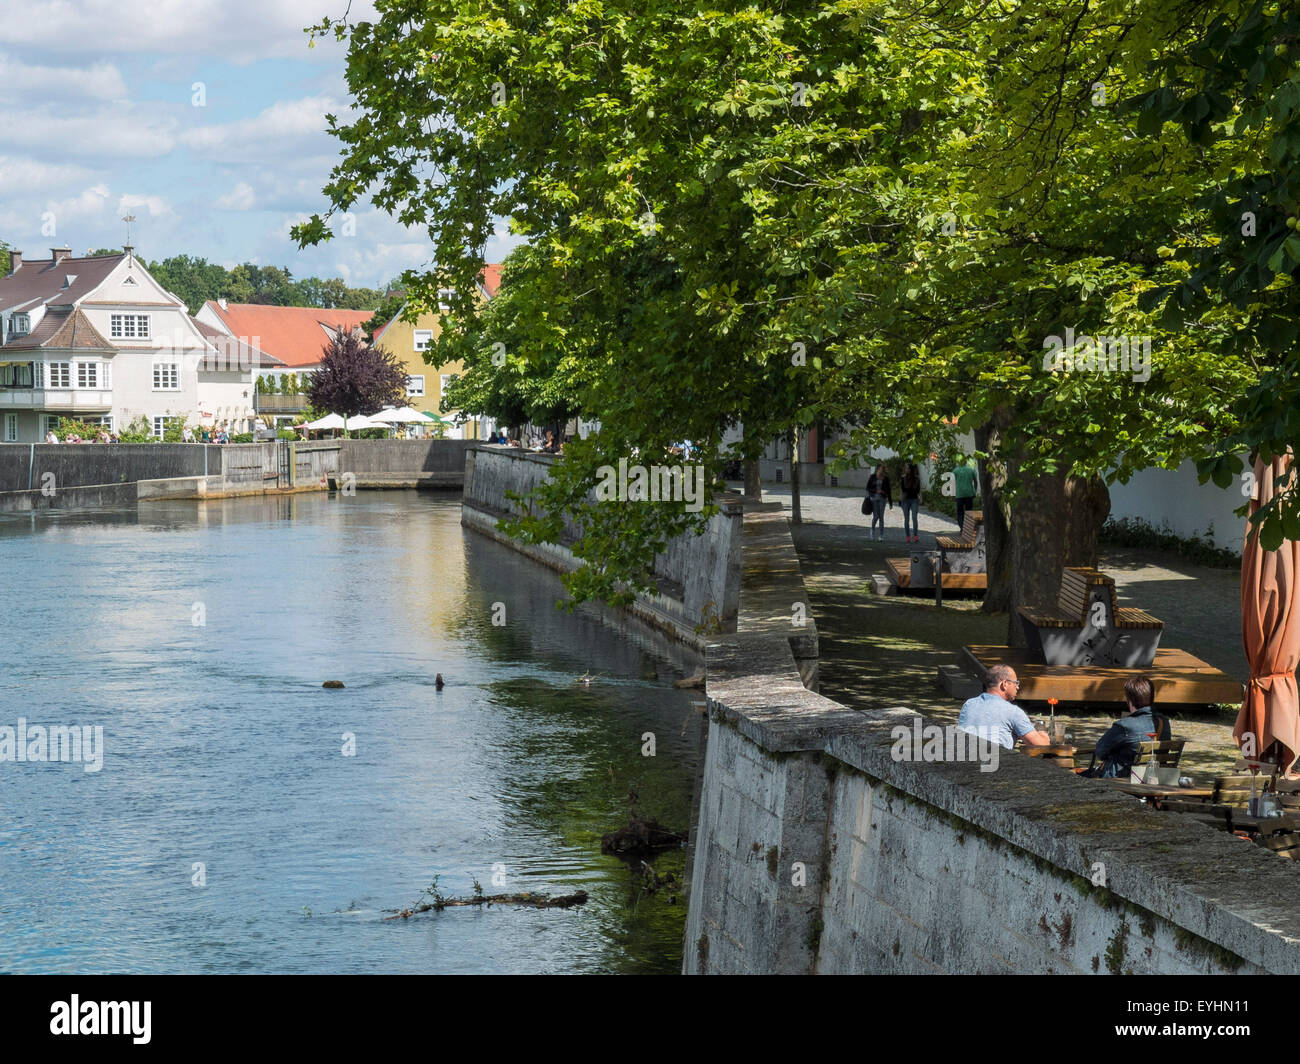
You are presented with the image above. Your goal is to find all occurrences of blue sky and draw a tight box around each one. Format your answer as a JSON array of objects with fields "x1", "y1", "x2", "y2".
[{"x1": 0, "y1": 0, "x2": 523, "y2": 290}]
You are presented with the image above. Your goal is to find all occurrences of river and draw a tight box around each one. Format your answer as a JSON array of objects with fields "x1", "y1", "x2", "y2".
[{"x1": 0, "y1": 491, "x2": 703, "y2": 973}]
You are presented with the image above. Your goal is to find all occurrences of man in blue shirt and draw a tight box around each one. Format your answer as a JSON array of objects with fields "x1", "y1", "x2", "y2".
[{"x1": 957, "y1": 665, "x2": 1051, "y2": 750}]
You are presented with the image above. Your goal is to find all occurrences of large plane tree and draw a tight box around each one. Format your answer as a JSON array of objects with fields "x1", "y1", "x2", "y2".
[{"x1": 296, "y1": 0, "x2": 1263, "y2": 622}]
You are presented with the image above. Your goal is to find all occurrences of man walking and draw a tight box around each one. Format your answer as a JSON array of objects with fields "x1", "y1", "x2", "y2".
[{"x1": 957, "y1": 665, "x2": 1050, "y2": 750}]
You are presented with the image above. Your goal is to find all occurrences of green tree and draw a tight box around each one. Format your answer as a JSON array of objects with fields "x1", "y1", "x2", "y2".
[
  {"x1": 297, "y1": 0, "x2": 1261, "y2": 613},
  {"x1": 1125, "y1": 0, "x2": 1300, "y2": 546}
]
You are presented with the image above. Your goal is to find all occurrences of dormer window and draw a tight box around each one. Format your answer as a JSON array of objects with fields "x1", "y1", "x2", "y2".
[
  {"x1": 63, "y1": 274, "x2": 77, "y2": 289},
  {"x1": 11, "y1": 313, "x2": 30, "y2": 336}
]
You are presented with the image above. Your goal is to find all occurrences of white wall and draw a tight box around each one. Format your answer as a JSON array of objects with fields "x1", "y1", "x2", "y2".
[{"x1": 1107, "y1": 458, "x2": 1247, "y2": 552}]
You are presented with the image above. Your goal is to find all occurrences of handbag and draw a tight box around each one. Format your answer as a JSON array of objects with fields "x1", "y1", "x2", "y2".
[{"x1": 861, "y1": 495, "x2": 870, "y2": 515}]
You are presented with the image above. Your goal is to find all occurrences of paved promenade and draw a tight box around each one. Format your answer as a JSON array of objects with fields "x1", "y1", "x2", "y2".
[{"x1": 755, "y1": 483, "x2": 1246, "y2": 778}]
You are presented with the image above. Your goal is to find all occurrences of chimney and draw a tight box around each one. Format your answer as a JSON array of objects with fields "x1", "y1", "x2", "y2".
[
  {"x1": 51, "y1": 246, "x2": 71, "y2": 264},
  {"x1": 7, "y1": 250, "x2": 21, "y2": 275}
]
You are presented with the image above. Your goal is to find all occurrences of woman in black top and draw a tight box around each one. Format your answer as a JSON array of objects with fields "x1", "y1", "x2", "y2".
[
  {"x1": 865, "y1": 464, "x2": 892, "y2": 541},
  {"x1": 899, "y1": 462, "x2": 921, "y2": 543}
]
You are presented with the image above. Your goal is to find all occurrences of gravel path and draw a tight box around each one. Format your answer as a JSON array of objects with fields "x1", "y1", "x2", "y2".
[{"x1": 751, "y1": 482, "x2": 1248, "y2": 778}]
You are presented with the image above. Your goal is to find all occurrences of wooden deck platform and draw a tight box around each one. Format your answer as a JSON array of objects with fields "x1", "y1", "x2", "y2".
[
  {"x1": 885, "y1": 557, "x2": 987, "y2": 591},
  {"x1": 961, "y1": 644, "x2": 1243, "y2": 705}
]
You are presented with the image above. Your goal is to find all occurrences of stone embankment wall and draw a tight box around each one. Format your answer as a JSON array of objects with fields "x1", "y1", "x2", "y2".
[
  {"x1": 460, "y1": 445, "x2": 744, "y2": 646},
  {"x1": 684, "y1": 507, "x2": 1300, "y2": 974},
  {"x1": 0, "y1": 439, "x2": 473, "y2": 512}
]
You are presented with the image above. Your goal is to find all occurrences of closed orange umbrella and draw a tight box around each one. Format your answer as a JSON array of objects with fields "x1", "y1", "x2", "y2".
[{"x1": 1237, "y1": 452, "x2": 1300, "y2": 772}]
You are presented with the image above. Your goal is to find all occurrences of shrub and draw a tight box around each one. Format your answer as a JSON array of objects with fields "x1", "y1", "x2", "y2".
[
  {"x1": 53, "y1": 417, "x2": 109, "y2": 441},
  {"x1": 117, "y1": 415, "x2": 154, "y2": 443},
  {"x1": 230, "y1": 432, "x2": 255, "y2": 443},
  {"x1": 1100, "y1": 515, "x2": 1239, "y2": 569}
]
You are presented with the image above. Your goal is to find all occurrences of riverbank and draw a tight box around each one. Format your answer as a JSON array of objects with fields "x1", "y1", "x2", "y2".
[{"x1": 760, "y1": 483, "x2": 1247, "y2": 779}]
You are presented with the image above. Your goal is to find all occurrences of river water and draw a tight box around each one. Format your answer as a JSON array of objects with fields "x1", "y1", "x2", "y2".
[{"x1": 0, "y1": 491, "x2": 704, "y2": 973}]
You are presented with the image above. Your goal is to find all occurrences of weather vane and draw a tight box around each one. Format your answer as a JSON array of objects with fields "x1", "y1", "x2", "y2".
[{"x1": 122, "y1": 214, "x2": 136, "y2": 246}]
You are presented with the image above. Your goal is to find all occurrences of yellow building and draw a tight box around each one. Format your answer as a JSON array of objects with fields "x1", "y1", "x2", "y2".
[{"x1": 372, "y1": 266, "x2": 501, "y2": 439}]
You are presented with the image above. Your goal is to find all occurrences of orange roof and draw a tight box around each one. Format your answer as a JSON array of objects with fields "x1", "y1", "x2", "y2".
[
  {"x1": 479, "y1": 263, "x2": 502, "y2": 298},
  {"x1": 200, "y1": 302, "x2": 375, "y2": 368}
]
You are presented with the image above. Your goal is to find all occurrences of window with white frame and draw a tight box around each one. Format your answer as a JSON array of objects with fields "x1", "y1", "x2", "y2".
[
  {"x1": 3, "y1": 413, "x2": 16, "y2": 442},
  {"x1": 406, "y1": 375, "x2": 425, "y2": 397},
  {"x1": 152, "y1": 416, "x2": 167, "y2": 439},
  {"x1": 11, "y1": 313, "x2": 30, "y2": 336},
  {"x1": 440, "y1": 373, "x2": 458, "y2": 399},
  {"x1": 110, "y1": 313, "x2": 150, "y2": 339},
  {"x1": 0, "y1": 363, "x2": 33, "y2": 387},
  {"x1": 33, "y1": 362, "x2": 43, "y2": 388},
  {"x1": 48, "y1": 362, "x2": 71, "y2": 388},
  {"x1": 153, "y1": 361, "x2": 180, "y2": 390},
  {"x1": 413, "y1": 329, "x2": 433, "y2": 351},
  {"x1": 76, "y1": 361, "x2": 100, "y2": 388}
]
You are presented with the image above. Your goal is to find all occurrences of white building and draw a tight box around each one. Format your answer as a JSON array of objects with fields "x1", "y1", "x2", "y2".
[{"x1": 0, "y1": 247, "x2": 270, "y2": 440}]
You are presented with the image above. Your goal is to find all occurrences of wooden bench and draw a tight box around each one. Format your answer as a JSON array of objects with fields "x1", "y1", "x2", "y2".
[
  {"x1": 1017, "y1": 566, "x2": 1163, "y2": 667},
  {"x1": 1213, "y1": 773, "x2": 1273, "y2": 808},
  {"x1": 884, "y1": 510, "x2": 988, "y2": 594},
  {"x1": 1258, "y1": 832, "x2": 1300, "y2": 859}
]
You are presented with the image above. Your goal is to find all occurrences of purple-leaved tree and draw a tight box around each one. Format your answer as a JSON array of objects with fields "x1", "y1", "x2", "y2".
[{"x1": 306, "y1": 327, "x2": 409, "y2": 432}]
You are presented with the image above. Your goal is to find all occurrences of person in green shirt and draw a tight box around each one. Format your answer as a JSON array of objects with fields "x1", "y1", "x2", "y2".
[{"x1": 952, "y1": 458, "x2": 978, "y2": 529}]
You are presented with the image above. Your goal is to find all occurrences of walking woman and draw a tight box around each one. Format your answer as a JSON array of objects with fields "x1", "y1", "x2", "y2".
[
  {"x1": 900, "y1": 462, "x2": 922, "y2": 543},
  {"x1": 865, "y1": 463, "x2": 893, "y2": 541}
]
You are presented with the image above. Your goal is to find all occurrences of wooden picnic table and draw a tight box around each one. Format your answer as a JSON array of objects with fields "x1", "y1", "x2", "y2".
[
  {"x1": 1104, "y1": 780, "x2": 1213, "y2": 800},
  {"x1": 1022, "y1": 743, "x2": 1077, "y2": 769}
]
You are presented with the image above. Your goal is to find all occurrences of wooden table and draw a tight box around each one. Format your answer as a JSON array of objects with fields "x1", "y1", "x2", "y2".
[
  {"x1": 1104, "y1": 780, "x2": 1213, "y2": 800},
  {"x1": 1023, "y1": 744, "x2": 1077, "y2": 768}
]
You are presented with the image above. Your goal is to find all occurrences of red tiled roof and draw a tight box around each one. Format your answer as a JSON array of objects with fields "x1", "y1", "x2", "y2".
[
  {"x1": 199, "y1": 302, "x2": 375, "y2": 368},
  {"x1": 0, "y1": 253, "x2": 125, "y2": 310},
  {"x1": 479, "y1": 263, "x2": 502, "y2": 298},
  {"x1": 191, "y1": 317, "x2": 286, "y2": 369},
  {"x1": 2, "y1": 307, "x2": 113, "y2": 350}
]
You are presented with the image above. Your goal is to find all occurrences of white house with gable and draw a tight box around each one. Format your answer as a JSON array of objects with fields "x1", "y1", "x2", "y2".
[{"x1": 0, "y1": 246, "x2": 268, "y2": 441}]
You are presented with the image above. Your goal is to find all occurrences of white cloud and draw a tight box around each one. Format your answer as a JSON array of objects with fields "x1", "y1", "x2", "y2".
[
  {"x1": 181, "y1": 96, "x2": 349, "y2": 162},
  {"x1": 0, "y1": 107, "x2": 177, "y2": 159},
  {"x1": 118, "y1": 192, "x2": 174, "y2": 218},
  {"x1": 0, "y1": 54, "x2": 128, "y2": 104},
  {"x1": 5, "y1": 0, "x2": 379, "y2": 63},
  {"x1": 0, "y1": 156, "x2": 95, "y2": 195},
  {"x1": 216, "y1": 182, "x2": 257, "y2": 210}
]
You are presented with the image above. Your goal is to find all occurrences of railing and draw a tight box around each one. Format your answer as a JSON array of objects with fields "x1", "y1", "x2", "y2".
[
  {"x1": 0, "y1": 389, "x2": 112, "y2": 409},
  {"x1": 254, "y1": 394, "x2": 309, "y2": 413}
]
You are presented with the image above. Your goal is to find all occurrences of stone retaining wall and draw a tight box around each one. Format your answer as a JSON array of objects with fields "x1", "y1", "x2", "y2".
[
  {"x1": 461, "y1": 444, "x2": 744, "y2": 646},
  {"x1": 684, "y1": 506, "x2": 1300, "y2": 974}
]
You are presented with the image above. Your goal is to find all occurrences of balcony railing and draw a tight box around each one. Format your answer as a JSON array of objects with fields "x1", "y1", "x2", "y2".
[
  {"x1": 0, "y1": 388, "x2": 113, "y2": 410},
  {"x1": 254, "y1": 394, "x2": 309, "y2": 413}
]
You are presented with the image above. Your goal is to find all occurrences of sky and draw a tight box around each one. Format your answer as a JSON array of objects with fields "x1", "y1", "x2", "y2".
[{"x1": 0, "y1": 0, "x2": 524, "y2": 290}]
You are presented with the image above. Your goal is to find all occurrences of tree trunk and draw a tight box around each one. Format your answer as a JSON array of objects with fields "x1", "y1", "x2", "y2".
[
  {"x1": 744, "y1": 459, "x2": 762, "y2": 500},
  {"x1": 1006, "y1": 470, "x2": 1112, "y2": 646},
  {"x1": 976, "y1": 407, "x2": 1014, "y2": 614},
  {"x1": 788, "y1": 427, "x2": 802, "y2": 524}
]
